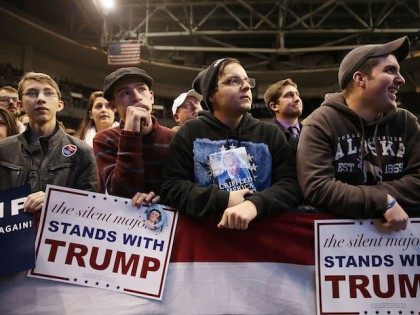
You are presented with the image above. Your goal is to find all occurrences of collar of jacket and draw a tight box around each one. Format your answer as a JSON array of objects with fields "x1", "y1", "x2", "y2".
[{"x1": 19, "y1": 123, "x2": 63, "y2": 151}]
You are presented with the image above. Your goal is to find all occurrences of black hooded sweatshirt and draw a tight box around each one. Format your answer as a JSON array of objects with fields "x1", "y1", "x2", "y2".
[
  {"x1": 297, "y1": 92, "x2": 420, "y2": 218},
  {"x1": 161, "y1": 111, "x2": 299, "y2": 218}
]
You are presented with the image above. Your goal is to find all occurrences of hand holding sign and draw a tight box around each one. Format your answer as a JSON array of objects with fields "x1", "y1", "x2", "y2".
[
  {"x1": 28, "y1": 185, "x2": 178, "y2": 300},
  {"x1": 24, "y1": 191, "x2": 45, "y2": 213},
  {"x1": 0, "y1": 185, "x2": 35, "y2": 276}
]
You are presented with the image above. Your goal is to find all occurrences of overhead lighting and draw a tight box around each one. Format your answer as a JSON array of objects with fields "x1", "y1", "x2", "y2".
[{"x1": 99, "y1": 0, "x2": 115, "y2": 11}]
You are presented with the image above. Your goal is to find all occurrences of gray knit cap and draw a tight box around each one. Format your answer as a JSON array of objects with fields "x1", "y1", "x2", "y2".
[{"x1": 192, "y1": 58, "x2": 229, "y2": 111}]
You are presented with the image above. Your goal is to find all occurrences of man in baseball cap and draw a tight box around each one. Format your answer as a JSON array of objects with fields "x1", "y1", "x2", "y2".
[
  {"x1": 93, "y1": 67, "x2": 175, "y2": 205},
  {"x1": 171, "y1": 89, "x2": 203, "y2": 131},
  {"x1": 297, "y1": 36, "x2": 420, "y2": 231},
  {"x1": 338, "y1": 36, "x2": 409, "y2": 90}
]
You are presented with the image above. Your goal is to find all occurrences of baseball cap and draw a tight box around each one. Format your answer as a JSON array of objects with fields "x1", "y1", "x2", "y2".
[
  {"x1": 172, "y1": 89, "x2": 203, "y2": 115},
  {"x1": 103, "y1": 67, "x2": 153, "y2": 100},
  {"x1": 338, "y1": 36, "x2": 409, "y2": 89}
]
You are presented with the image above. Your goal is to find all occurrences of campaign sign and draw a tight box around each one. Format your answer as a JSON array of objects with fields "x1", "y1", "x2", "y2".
[
  {"x1": 28, "y1": 185, "x2": 178, "y2": 300},
  {"x1": 315, "y1": 219, "x2": 419, "y2": 315},
  {"x1": 0, "y1": 184, "x2": 34, "y2": 276}
]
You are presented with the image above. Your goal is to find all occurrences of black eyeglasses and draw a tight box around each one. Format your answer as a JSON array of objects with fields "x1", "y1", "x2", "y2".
[
  {"x1": 0, "y1": 96, "x2": 18, "y2": 103},
  {"x1": 218, "y1": 77, "x2": 256, "y2": 88}
]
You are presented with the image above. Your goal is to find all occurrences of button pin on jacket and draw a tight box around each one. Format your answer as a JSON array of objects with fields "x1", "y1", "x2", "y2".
[{"x1": 62, "y1": 144, "x2": 77, "y2": 157}]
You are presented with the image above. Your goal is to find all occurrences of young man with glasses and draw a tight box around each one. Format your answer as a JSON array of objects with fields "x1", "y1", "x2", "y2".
[
  {"x1": 0, "y1": 72, "x2": 98, "y2": 213},
  {"x1": 161, "y1": 58, "x2": 299, "y2": 230},
  {"x1": 0, "y1": 86, "x2": 26, "y2": 133}
]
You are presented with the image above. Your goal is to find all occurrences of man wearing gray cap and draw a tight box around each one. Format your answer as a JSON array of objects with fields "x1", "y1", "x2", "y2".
[
  {"x1": 93, "y1": 67, "x2": 175, "y2": 204},
  {"x1": 297, "y1": 37, "x2": 419, "y2": 231},
  {"x1": 171, "y1": 89, "x2": 203, "y2": 131}
]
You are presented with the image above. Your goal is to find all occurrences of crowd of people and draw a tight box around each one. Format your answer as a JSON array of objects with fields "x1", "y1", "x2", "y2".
[{"x1": 0, "y1": 36, "x2": 418, "y2": 232}]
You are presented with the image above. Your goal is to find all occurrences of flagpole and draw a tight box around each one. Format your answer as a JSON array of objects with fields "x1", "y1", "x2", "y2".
[
  {"x1": 101, "y1": 18, "x2": 108, "y2": 47},
  {"x1": 145, "y1": 0, "x2": 149, "y2": 44}
]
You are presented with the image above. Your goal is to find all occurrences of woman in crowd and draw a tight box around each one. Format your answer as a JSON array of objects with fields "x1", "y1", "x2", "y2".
[
  {"x1": 75, "y1": 91, "x2": 118, "y2": 147},
  {"x1": 18, "y1": 113, "x2": 30, "y2": 127},
  {"x1": 0, "y1": 107, "x2": 19, "y2": 139}
]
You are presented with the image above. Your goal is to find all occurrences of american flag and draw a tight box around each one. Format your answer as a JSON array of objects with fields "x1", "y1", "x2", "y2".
[{"x1": 107, "y1": 41, "x2": 141, "y2": 66}]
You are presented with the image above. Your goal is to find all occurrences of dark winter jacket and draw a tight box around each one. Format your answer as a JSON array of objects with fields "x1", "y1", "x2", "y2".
[
  {"x1": 0, "y1": 125, "x2": 99, "y2": 193},
  {"x1": 161, "y1": 111, "x2": 300, "y2": 218},
  {"x1": 93, "y1": 117, "x2": 175, "y2": 198}
]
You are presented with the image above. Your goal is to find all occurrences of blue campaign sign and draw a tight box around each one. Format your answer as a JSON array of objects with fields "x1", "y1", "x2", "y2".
[{"x1": 0, "y1": 184, "x2": 35, "y2": 276}]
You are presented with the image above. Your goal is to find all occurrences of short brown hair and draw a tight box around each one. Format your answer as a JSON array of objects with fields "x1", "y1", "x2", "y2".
[
  {"x1": 18, "y1": 72, "x2": 61, "y2": 100},
  {"x1": 263, "y1": 79, "x2": 297, "y2": 111},
  {"x1": 343, "y1": 57, "x2": 380, "y2": 96},
  {"x1": 0, "y1": 86, "x2": 18, "y2": 94}
]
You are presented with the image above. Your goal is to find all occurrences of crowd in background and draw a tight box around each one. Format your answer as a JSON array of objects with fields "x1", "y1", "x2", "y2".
[{"x1": 0, "y1": 36, "x2": 419, "y2": 233}]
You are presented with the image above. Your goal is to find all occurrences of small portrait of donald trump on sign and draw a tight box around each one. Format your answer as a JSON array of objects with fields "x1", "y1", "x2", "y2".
[{"x1": 144, "y1": 205, "x2": 167, "y2": 231}]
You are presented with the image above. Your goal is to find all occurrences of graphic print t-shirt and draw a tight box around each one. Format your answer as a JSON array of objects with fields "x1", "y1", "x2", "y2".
[{"x1": 208, "y1": 147, "x2": 256, "y2": 192}]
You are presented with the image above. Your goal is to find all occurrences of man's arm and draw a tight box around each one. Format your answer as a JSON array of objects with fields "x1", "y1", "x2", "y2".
[
  {"x1": 297, "y1": 120, "x2": 388, "y2": 218},
  {"x1": 382, "y1": 195, "x2": 408, "y2": 231},
  {"x1": 93, "y1": 128, "x2": 146, "y2": 198},
  {"x1": 298, "y1": 109, "x2": 420, "y2": 219},
  {"x1": 373, "y1": 111, "x2": 420, "y2": 206},
  {"x1": 217, "y1": 200, "x2": 257, "y2": 230},
  {"x1": 217, "y1": 126, "x2": 299, "y2": 230},
  {"x1": 245, "y1": 126, "x2": 300, "y2": 217},
  {"x1": 160, "y1": 130, "x2": 231, "y2": 217}
]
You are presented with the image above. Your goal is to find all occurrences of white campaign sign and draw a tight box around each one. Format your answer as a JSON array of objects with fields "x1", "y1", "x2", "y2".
[
  {"x1": 315, "y1": 219, "x2": 419, "y2": 315},
  {"x1": 28, "y1": 185, "x2": 178, "y2": 300}
]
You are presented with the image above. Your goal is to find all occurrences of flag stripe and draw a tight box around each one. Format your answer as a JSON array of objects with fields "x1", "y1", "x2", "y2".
[
  {"x1": 0, "y1": 210, "x2": 329, "y2": 313},
  {"x1": 0, "y1": 262, "x2": 317, "y2": 314},
  {"x1": 107, "y1": 41, "x2": 141, "y2": 66},
  {"x1": 171, "y1": 211, "x2": 333, "y2": 264}
]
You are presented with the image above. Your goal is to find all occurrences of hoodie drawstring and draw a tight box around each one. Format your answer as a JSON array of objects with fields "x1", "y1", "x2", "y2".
[
  {"x1": 359, "y1": 117, "x2": 366, "y2": 180},
  {"x1": 224, "y1": 123, "x2": 243, "y2": 148}
]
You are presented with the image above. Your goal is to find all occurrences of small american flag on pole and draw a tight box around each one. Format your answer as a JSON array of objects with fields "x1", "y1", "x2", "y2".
[{"x1": 107, "y1": 40, "x2": 141, "y2": 66}]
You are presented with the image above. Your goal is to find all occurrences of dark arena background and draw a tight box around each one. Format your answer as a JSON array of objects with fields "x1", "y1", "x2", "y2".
[
  {"x1": 0, "y1": 0, "x2": 419, "y2": 129},
  {"x1": 0, "y1": 2, "x2": 419, "y2": 314}
]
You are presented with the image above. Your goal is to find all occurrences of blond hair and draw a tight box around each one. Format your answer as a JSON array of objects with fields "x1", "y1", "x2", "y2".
[{"x1": 18, "y1": 72, "x2": 61, "y2": 100}]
